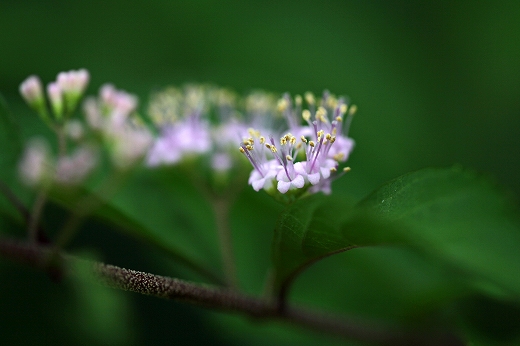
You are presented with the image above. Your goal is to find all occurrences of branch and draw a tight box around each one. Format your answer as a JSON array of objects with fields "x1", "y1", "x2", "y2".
[{"x1": 0, "y1": 237, "x2": 465, "y2": 346}]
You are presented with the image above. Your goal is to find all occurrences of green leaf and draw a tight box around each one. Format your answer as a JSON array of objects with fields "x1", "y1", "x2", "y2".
[
  {"x1": 0, "y1": 93, "x2": 26, "y2": 228},
  {"x1": 271, "y1": 166, "x2": 520, "y2": 303},
  {"x1": 48, "y1": 166, "x2": 224, "y2": 284},
  {"x1": 67, "y1": 252, "x2": 135, "y2": 345},
  {"x1": 345, "y1": 166, "x2": 520, "y2": 300},
  {"x1": 271, "y1": 193, "x2": 356, "y2": 294},
  {"x1": 0, "y1": 94, "x2": 21, "y2": 182}
]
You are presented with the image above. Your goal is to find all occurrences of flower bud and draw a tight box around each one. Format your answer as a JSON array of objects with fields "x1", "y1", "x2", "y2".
[
  {"x1": 47, "y1": 82, "x2": 63, "y2": 120},
  {"x1": 19, "y1": 75, "x2": 49, "y2": 121}
]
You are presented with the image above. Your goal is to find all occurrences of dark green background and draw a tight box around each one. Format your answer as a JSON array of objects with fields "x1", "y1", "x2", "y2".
[{"x1": 1, "y1": 1, "x2": 519, "y2": 345}]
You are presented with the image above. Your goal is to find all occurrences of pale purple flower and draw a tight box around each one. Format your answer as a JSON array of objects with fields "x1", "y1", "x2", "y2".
[
  {"x1": 110, "y1": 126, "x2": 153, "y2": 169},
  {"x1": 55, "y1": 146, "x2": 97, "y2": 185},
  {"x1": 240, "y1": 91, "x2": 356, "y2": 196},
  {"x1": 18, "y1": 138, "x2": 52, "y2": 187},
  {"x1": 276, "y1": 161, "x2": 306, "y2": 194},
  {"x1": 146, "y1": 115, "x2": 211, "y2": 167},
  {"x1": 247, "y1": 160, "x2": 278, "y2": 192},
  {"x1": 99, "y1": 84, "x2": 138, "y2": 129}
]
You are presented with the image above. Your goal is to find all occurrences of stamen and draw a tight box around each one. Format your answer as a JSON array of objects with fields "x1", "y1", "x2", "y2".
[
  {"x1": 302, "y1": 109, "x2": 311, "y2": 121},
  {"x1": 277, "y1": 98, "x2": 288, "y2": 112},
  {"x1": 305, "y1": 92, "x2": 315, "y2": 105}
]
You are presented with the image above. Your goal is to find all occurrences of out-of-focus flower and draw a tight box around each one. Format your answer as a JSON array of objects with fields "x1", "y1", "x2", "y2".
[
  {"x1": 18, "y1": 138, "x2": 53, "y2": 187},
  {"x1": 109, "y1": 126, "x2": 153, "y2": 169},
  {"x1": 19, "y1": 75, "x2": 49, "y2": 121},
  {"x1": 20, "y1": 69, "x2": 90, "y2": 123},
  {"x1": 56, "y1": 69, "x2": 90, "y2": 115},
  {"x1": 55, "y1": 146, "x2": 98, "y2": 185},
  {"x1": 64, "y1": 119, "x2": 85, "y2": 141},
  {"x1": 82, "y1": 84, "x2": 152, "y2": 169},
  {"x1": 47, "y1": 82, "x2": 63, "y2": 118},
  {"x1": 18, "y1": 139, "x2": 97, "y2": 187}
]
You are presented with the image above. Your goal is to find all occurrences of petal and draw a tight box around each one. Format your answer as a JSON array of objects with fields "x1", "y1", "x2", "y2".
[
  {"x1": 277, "y1": 180, "x2": 291, "y2": 194},
  {"x1": 292, "y1": 174, "x2": 305, "y2": 188},
  {"x1": 308, "y1": 172, "x2": 321, "y2": 185},
  {"x1": 252, "y1": 177, "x2": 266, "y2": 191}
]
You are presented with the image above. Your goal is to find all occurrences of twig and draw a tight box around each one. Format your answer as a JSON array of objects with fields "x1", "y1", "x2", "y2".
[{"x1": 0, "y1": 237, "x2": 465, "y2": 346}]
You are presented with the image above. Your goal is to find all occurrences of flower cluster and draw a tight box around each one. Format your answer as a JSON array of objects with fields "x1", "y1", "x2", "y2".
[
  {"x1": 18, "y1": 70, "x2": 153, "y2": 187},
  {"x1": 239, "y1": 91, "x2": 355, "y2": 196},
  {"x1": 18, "y1": 70, "x2": 355, "y2": 198},
  {"x1": 144, "y1": 86, "x2": 355, "y2": 197}
]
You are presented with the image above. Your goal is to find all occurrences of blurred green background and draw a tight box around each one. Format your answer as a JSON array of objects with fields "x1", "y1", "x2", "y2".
[{"x1": 1, "y1": 1, "x2": 520, "y2": 345}]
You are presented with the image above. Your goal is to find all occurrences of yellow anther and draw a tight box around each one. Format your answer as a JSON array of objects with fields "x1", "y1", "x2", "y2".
[
  {"x1": 339, "y1": 104, "x2": 347, "y2": 114},
  {"x1": 317, "y1": 130, "x2": 324, "y2": 139},
  {"x1": 280, "y1": 137, "x2": 287, "y2": 145},
  {"x1": 343, "y1": 167, "x2": 351, "y2": 172},
  {"x1": 239, "y1": 147, "x2": 245, "y2": 153},
  {"x1": 316, "y1": 107, "x2": 328, "y2": 123},
  {"x1": 290, "y1": 136, "x2": 296, "y2": 144},
  {"x1": 325, "y1": 133, "x2": 332, "y2": 140},
  {"x1": 259, "y1": 136, "x2": 265, "y2": 144},
  {"x1": 332, "y1": 128, "x2": 337, "y2": 136},
  {"x1": 295, "y1": 95, "x2": 302, "y2": 106},
  {"x1": 336, "y1": 116, "x2": 343, "y2": 122},
  {"x1": 248, "y1": 128, "x2": 258, "y2": 137},
  {"x1": 309, "y1": 141, "x2": 315, "y2": 147},
  {"x1": 300, "y1": 135, "x2": 308, "y2": 143},
  {"x1": 277, "y1": 98, "x2": 288, "y2": 112},
  {"x1": 246, "y1": 145, "x2": 253, "y2": 151},
  {"x1": 330, "y1": 136, "x2": 336, "y2": 143},
  {"x1": 304, "y1": 92, "x2": 315, "y2": 105},
  {"x1": 333, "y1": 153, "x2": 345, "y2": 161},
  {"x1": 286, "y1": 155, "x2": 293, "y2": 161},
  {"x1": 296, "y1": 143, "x2": 302, "y2": 149},
  {"x1": 330, "y1": 167, "x2": 337, "y2": 172},
  {"x1": 302, "y1": 109, "x2": 311, "y2": 121},
  {"x1": 327, "y1": 96, "x2": 338, "y2": 109},
  {"x1": 348, "y1": 105, "x2": 357, "y2": 116}
]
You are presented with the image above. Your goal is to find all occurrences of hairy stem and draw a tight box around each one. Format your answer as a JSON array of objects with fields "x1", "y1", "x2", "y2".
[{"x1": 0, "y1": 237, "x2": 465, "y2": 346}]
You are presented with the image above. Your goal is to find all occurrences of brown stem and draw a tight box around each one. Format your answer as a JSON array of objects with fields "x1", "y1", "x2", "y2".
[{"x1": 0, "y1": 237, "x2": 465, "y2": 346}]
